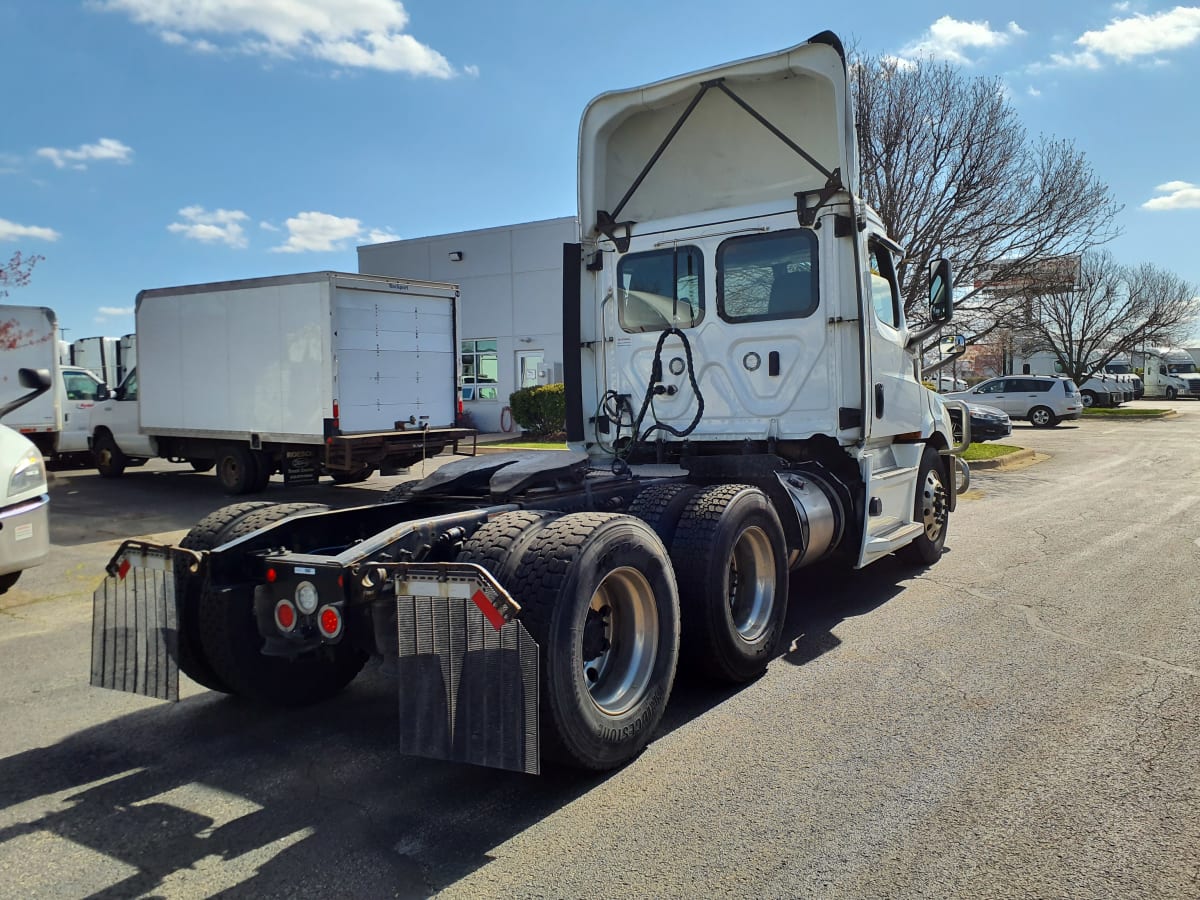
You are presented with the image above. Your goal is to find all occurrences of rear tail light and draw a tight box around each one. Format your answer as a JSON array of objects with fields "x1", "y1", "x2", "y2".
[
  {"x1": 318, "y1": 605, "x2": 343, "y2": 639},
  {"x1": 275, "y1": 599, "x2": 297, "y2": 633}
]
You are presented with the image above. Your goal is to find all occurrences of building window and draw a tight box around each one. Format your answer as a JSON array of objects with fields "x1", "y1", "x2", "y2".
[{"x1": 461, "y1": 339, "x2": 499, "y2": 401}]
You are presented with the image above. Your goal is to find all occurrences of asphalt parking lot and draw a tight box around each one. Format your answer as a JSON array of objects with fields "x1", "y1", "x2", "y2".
[{"x1": 1, "y1": 406, "x2": 1198, "y2": 898}]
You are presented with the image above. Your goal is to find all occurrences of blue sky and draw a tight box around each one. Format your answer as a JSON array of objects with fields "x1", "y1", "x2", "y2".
[{"x1": 3, "y1": 2, "x2": 1199, "y2": 341}]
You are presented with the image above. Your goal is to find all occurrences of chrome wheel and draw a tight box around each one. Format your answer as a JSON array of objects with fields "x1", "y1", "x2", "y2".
[
  {"x1": 581, "y1": 566, "x2": 658, "y2": 716},
  {"x1": 1030, "y1": 407, "x2": 1053, "y2": 427},
  {"x1": 918, "y1": 467, "x2": 948, "y2": 543},
  {"x1": 727, "y1": 525, "x2": 776, "y2": 643}
]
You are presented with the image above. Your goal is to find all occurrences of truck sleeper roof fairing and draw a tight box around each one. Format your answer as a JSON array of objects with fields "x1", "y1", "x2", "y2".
[{"x1": 578, "y1": 31, "x2": 857, "y2": 247}]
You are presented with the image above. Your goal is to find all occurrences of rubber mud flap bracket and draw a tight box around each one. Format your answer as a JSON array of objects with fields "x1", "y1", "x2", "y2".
[{"x1": 393, "y1": 562, "x2": 540, "y2": 774}]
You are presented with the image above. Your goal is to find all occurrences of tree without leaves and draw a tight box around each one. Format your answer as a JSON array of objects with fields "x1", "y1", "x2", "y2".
[
  {"x1": 1014, "y1": 250, "x2": 1199, "y2": 386},
  {"x1": 851, "y1": 54, "x2": 1122, "y2": 340},
  {"x1": 0, "y1": 251, "x2": 43, "y2": 299}
]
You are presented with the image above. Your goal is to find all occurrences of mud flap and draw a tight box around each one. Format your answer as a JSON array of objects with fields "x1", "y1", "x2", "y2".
[
  {"x1": 393, "y1": 563, "x2": 539, "y2": 775},
  {"x1": 90, "y1": 541, "x2": 196, "y2": 701}
]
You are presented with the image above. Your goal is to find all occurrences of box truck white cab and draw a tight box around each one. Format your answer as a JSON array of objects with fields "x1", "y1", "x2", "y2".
[
  {"x1": 91, "y1": 33, "x2": 970, "y2": 774},
  {"x1": 0, "y1": 368, "x2": 52, "y2": 593},
  {"x1": 0, "y1": 306, "x2": 104, "y2": 462},
  {"x1": 89, "y1": 271, "x2": 474, "y2": 493}
]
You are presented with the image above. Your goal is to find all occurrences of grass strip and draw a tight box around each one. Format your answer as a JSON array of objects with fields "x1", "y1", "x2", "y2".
[
  {"x1": 963, "y1": 442, "x2": 1023, "y2": 461},
  {"x1": 1081, "y1": 408, "x2": 1172, "y2": 418}
]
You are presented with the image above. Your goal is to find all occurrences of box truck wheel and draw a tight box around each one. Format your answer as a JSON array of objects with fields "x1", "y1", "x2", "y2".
[
  {"x1": 900, "y1": 447, "x2": 950, "y2": 566},
  {"x1": 94, "y1": 432, "x2": 127, "y2": 478},
  {"x1": 329, "y1": 464, "x2": 373, "y2": 485},
  {"x1": 669, "y1": 485, "x2": 788, "y2": 684},
  {"x1": 505, "y1": 512, "x2": 679, "y2": 770},
  {"x1": 189, "y1": 459, "x2": 215, "y2": 473},
  {"x1": 249, "y1": 451, "x2": 273, "y2": 492},
  {"x1": 216, "y1": 445, "x2": 259, "y2": 494}
]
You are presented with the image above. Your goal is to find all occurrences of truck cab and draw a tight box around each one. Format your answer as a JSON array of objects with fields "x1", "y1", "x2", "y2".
[{"x1": 90, "y1": 367, "x2": 156, "y2": 475}]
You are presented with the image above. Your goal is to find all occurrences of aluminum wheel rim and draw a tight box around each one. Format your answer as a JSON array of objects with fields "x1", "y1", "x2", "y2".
[
  {"x1": 728, "y1": 525, "x2": 775, "y2": 643},
  {"x1": 1031, "y1": 409, "x2": 1050, "y2": 425},
  {"x1": 919, "y1": 468, "x2": 948, "y2": 542},
  {"x1": 582, "y1": 566, "x2": 658, "y2": 716}
]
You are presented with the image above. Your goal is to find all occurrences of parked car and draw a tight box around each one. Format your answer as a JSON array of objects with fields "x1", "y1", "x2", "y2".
[
  {"x1": 944, "y1": 375, "x2": 1082, "y2": 428},
  {"x1": 949, "y1": 402, "x2": 1012, "y2": 444}
]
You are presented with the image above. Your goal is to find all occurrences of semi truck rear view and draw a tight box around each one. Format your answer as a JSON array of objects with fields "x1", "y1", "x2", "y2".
[
  {"x1": 91, "y1": 33, "x2": 968, "y2": 774},
  {"x1": 89, "y1": 271, "x2": 473, "y2": 492}
]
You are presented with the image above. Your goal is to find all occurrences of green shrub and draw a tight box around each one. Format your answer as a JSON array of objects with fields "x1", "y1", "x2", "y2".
[{"x1": 509, "y1": 382, "x2": 566, "y2": 436}]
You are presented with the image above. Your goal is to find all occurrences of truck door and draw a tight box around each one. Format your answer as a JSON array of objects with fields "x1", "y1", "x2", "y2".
[
  {"x1": 864, "y1": 238, "x2": 925, "y2": 440},
  {"x1": 93, "y1": 369, "x2": 154, "y2": 457},
  {"x1": 59, "y1": 369, "x2": 102, "y2": 453}
]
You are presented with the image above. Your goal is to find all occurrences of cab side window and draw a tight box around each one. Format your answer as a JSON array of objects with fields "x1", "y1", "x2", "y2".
[
  {"x1": 64, "y1": 372, "x2": 101, "y2": 401},
  {"x1": 121, "y1": 372, "x2": 139, "y2": 401},
  {"x1": 868, "y1": 241, "x2": 901, "y2": 329}
]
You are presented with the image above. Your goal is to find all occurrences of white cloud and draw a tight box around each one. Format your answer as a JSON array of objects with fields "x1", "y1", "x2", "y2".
[
  {"x1": 167, "y1": 205, "x2": 249, "y2": 248},
  {"x1": 0, "y1": 217, "x2": 61, "y2": 242},
  {"x1": 272, "y1": 211, "x2": 363, "y2": 253},
  {"x1": 1049, "y1": 6, "x2": 1200, "y2": 68},
  {"x1": 96, "y1": 0, "x2": 461, "y2": 77},
  {"x1": 259, "y1": 221, "x2": 280, "y2": 231},
  {"x1": 366, "y1": 228, "x2": 400, "y2": 244},
  {"x1": 1027, "y1": 85, "x2": 1042, "y2": 97},
  {"x1": 1143, "y1": 181, "x2": 1200, "y2": 210},
  {"x1": 36, "y1": 138, "x2": 133, "y2": 170},
  {"x1": 98, "y1": 306, "x2": 134, "y2": 316},
  {"x1": 899, "y1": 16, "x2": 1026, "y2": 64}
]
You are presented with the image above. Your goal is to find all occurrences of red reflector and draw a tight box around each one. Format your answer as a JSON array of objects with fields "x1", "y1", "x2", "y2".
[
  {"x1": 332, "y1": 401, "x2": 339, "y2": 419},
  {"x1": 471, "y1": 589, "x2": 507, "y2": 632},
  {"x1": 266, "y1": 568, "x2": 277, "y2": 583},
  {"x1": 275, "y1": 601, "x2": 296, "y2": 631},
  {"x1": 337, "y1": 574, "x2": 344, "y2": 588},
  {"x1": 318, "y1": 606, "x2": 343, "y2": 638},
  {"x1": 117, "y1": 559, "x2": 131, "y2": 581}
]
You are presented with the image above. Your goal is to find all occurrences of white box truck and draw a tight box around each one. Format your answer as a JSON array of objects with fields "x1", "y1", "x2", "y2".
[
  {"x1": 88, "y1": 271, "x2": 474, "y2": 493},
  {"x1": 71, "y1": 336, "x2": 121, "y2": 387},
  {"x1": 0, "y1": 306, "x2": 106, "y2": 462}
]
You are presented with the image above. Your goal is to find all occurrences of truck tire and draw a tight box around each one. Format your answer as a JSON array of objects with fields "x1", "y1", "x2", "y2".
[
  {"x1": 900, "y1": 447, "x2": 950, "y2": 566},
  {"x1": 456, "y1": 510, "x2": 561, "y2": 584},
  {"x1": 669, "y1": 485, "x2": 788, "y2": 684},
  {"x1": 216, "y1": 445, "x2": 259, "y2": 494},
  {"x1": 217, "y1": 501, "x2": 329, "y2": 543},
  {"x1": 627, "y1": 482, "x2": 701, "y2": 547},
  {"x1": 178, "y1": 501, "x2": 275, "y2": 551},
  {"x1": 505, "y1": 512, "x2": 679, "y2": 771},
  {"x1": 196, "y1": 501, "x2": 365, "y2": 705},
  {"x1": 249, "y1": 451, "x2": 273, "y2": 493},
  {"x1": 1167, "y1": 387, "x2": 1178, "y2": 401},
  {"x1": 0, "y1": 571, "x2": 20, "y2": 594},
  {"x1": 175, "y1": 501, "x2": 278, "y2": 693},
  {"x1": 1028, "y1": 406, "x2": 1058, "y2": 428},
  {"x1": 1080, "y1": 390, "x2": 1096, "y2": 409},
  {"x1": 330, "y1": 464, "x2": 374, "y2": 485},
  {"x1": 189, "y1": 459, "x2": 215, "y2": 473},
  {"x1": 94, "y1": 432, "x2": 127, "y2": 478},
  {"x1": 377, "y1": 482, "x2": 416, "y2": 503}
]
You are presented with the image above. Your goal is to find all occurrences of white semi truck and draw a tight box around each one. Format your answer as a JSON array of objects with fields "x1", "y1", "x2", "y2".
[
  {"x1": 1137, "y1": 346, "x2": 1200, "y2": 399},
  {"x1": 0, "y1": 305, "x2": 106, "y2": 463},
  {"x1": 90, "y1": 33, "x2": 968, "y2": 774},
  {"x1": 89, "y1": 271, "x2": 474, "y2": 493}
]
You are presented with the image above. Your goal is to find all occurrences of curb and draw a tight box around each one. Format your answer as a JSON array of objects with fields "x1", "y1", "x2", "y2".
[{"x1": 967, "y1": 447, "x2": 1036, "y2": 470}]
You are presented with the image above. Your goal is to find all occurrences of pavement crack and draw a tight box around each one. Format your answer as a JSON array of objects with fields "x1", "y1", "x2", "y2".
[{"x1": 1017, "y1": 605, "x2": 1200, "y2": 678}]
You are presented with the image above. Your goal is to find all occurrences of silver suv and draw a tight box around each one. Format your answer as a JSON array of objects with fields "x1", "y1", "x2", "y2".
[{"x1": 945, "y1": 376, "x2": 1082, "y2": 428}]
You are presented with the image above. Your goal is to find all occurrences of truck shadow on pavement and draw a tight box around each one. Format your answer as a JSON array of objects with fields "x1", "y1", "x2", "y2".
[{"x1": 0, "y1": 553, "x2": 928, "y2": 898}]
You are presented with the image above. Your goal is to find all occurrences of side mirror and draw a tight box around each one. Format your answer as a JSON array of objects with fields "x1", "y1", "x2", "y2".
[
  {"x1": 19, "y1": 368, "x2": 52, "y2": 391},
  {"x1": 96, "y1": 384, "x2": 111, "y2": 402},
  {"x1": 929, "y1": 258, "x2": 953, "y2": 323}
]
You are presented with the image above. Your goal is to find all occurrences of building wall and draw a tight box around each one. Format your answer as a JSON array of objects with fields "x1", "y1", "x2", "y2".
[{"x1": 357, "y1": 217, "x2": 577, "y2": 432}]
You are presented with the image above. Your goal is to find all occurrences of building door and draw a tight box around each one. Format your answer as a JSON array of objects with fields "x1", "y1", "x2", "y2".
[{"x1": 517, "y1": 350, "x2": 544, "y2": 388}]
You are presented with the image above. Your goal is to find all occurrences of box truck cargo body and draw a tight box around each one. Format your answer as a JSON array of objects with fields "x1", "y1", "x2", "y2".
[
  {"x1": 1, "y1": 306, "x2": 104, "y2": 460},
  {"x1": 90, "y1": 271, "x2": 474, "y2": 493},
  {"x1": 71, "y1": 336, "x2": 121, "y2": 387}
]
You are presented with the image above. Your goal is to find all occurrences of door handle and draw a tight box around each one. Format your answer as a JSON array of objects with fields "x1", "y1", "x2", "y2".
[{"x1": 874, "y1": 383, "x2": 885, "y2": 418}]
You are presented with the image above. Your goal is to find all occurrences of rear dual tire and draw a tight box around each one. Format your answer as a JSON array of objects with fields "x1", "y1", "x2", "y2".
[{"x1": 458, "y1": 511, "x2": 680, "y2": 771}]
